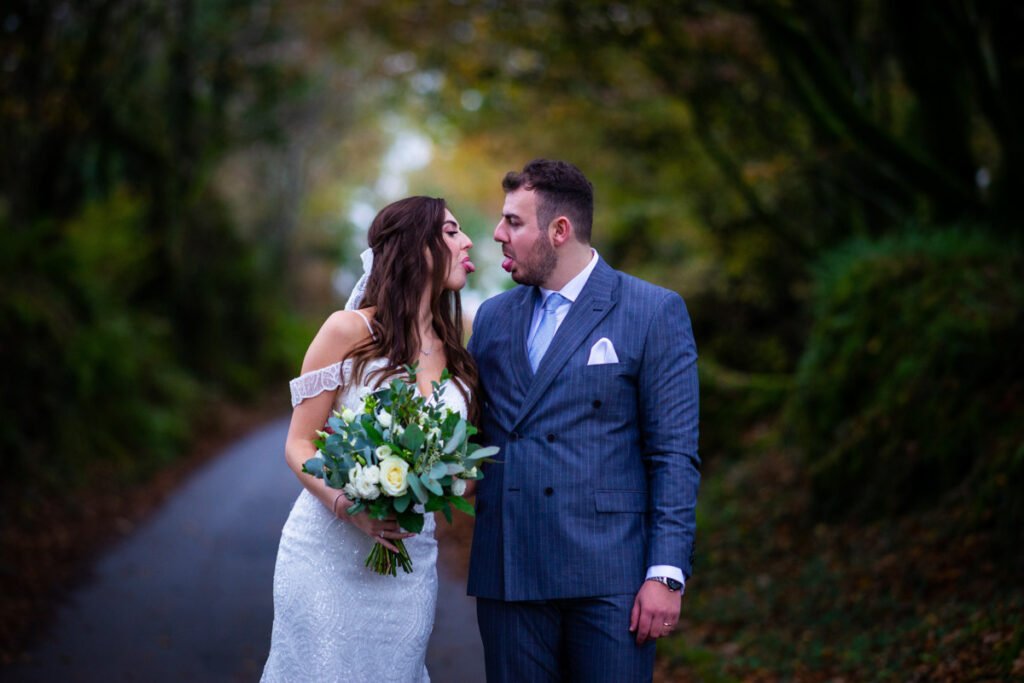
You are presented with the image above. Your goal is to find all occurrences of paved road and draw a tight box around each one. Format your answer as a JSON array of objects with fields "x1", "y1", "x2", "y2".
[{"x1": 4, "y1": 417, "x2": 485, "y2": 682}]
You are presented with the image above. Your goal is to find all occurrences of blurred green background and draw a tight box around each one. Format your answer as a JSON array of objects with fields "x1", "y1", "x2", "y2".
[{"x1": 2, "y1": 1, "x2": 1022, "y2": 679}]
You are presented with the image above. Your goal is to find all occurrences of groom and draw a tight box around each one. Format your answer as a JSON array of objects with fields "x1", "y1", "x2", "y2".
[{"x1": 467, "y1": 159, "x2": 700, "y2": 681}]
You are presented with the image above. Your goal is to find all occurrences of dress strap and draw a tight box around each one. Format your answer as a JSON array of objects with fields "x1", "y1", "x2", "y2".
[{"x1": 352, "y1": 309, "x2": 376, "y2": 340}]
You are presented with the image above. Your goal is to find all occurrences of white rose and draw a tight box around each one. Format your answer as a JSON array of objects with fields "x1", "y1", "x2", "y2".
[
  {"x1": 378, "y1": 456, "x2": 410, "y2": 496},
  {"x1": 377, "y1": 410, "x2": 392, "y2": 428},
  {"x1": 341, "y1": 407, "x2": 356, "y2": 423},
  {"x1": 375, "y1": 445, "x2": 393, "y2": 460},
  {"x1": 348, "y1": 463, "x2": 363, "y2": 485},
  {"x1": 392, "y1": 424, "x2": 404, "y2": 437},
  {"x1": 451, "y1": 478, "x2": 467, "y2": 496},
  {"x1": 355, "y1": 476, "x2": 380, "y2": 500},
  {"x1": 343, "y1": 482, "x2": 359, "y2": 500},
  {"x1": 362, "y1": 464, "x2": 380, "y2": 485}
]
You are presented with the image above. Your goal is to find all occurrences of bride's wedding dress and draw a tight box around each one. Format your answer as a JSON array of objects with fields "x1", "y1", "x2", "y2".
[{"x1": 262, "y1": 357, "x2": 468, "y2": 683}]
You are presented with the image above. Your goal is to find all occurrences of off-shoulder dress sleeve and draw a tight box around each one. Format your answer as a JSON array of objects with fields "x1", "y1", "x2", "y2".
[{"x1": 288, "y1": 361, "x2": 346, "y2": 408}]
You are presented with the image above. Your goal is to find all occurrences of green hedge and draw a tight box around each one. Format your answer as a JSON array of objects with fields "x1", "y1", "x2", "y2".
[
  {"x1": 0, "y1": 189, "x2": 299, "y2": 493},
  {"x1": 787, "y1": 228, "x2": 1024, "y2": 524},
  {"x1": 698, "y1": 358, "x2": 792, "y2": 460}
]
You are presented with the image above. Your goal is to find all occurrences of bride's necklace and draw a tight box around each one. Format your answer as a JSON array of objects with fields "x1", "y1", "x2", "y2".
[{"x1": 420, "y1": 337, "x2": 439, "y2": 356}]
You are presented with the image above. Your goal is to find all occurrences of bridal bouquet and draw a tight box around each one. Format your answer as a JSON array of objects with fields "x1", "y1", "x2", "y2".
[{"x1": 302, "y1": 364, "x2": 497, "y2": 576}]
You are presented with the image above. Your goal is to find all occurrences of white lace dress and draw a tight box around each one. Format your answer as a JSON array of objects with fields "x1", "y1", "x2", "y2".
[{"x1": 262, "y1": 358, "x2": 468, "y2": 683}]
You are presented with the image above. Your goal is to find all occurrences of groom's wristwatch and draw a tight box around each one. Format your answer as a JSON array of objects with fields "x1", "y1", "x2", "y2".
[{"x1": 647, "y1": 576, "x2": 683, "y2": 592}]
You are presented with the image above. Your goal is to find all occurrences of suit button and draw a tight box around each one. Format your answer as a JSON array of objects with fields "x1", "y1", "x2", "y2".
[
  {"x1": 592, "y1": 400, "x2": 602, "y2": 409},
  {"x1": 546, "y1": 434, "x2": 555, "y2": 443},
  {"x1": 544, "y1": 487, "x2": 554, "y2": 496}
]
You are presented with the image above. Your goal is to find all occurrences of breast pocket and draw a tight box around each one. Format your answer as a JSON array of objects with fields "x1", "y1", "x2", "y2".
[{"x1": 568, "y1": 362, "x2": 628, "y2": 386}]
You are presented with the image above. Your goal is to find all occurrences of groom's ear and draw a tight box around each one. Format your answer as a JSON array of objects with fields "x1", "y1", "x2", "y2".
[{"x1": 549, "y1": 216, "x2": 574, "y2": 247}]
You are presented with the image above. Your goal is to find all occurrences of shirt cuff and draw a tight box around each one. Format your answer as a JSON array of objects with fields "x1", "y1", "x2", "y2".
[{"x1": 646, "y1": 565, "x2": 686, "y2": 591}]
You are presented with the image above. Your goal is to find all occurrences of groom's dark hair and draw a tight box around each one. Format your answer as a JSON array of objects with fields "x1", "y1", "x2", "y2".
[{"x1": 502, "y1": 159, "x2": 594, "y2": 243}]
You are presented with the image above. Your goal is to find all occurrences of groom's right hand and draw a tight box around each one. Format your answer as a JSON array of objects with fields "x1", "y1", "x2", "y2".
[{"x1": 629, "y1": 580, "x2": 682, "y2": 644}]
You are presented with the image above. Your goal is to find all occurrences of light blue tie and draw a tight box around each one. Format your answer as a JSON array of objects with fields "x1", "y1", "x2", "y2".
[{"x1": 528, "y1": 292, "x2": 567, "y2": 371}]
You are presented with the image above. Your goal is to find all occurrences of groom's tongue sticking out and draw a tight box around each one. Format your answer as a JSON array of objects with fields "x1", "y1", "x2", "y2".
[{"x1": 495, "y1": 184, "x2": 593, "y2": 291}]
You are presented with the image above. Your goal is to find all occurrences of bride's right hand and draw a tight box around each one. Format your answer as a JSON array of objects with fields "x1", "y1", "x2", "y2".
[{"x1": 334, "y1": 494, "x2": 415, "y2": 553}]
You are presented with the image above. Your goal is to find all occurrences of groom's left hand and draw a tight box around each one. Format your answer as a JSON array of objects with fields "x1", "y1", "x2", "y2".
[{"x1": 629, "y1": 580, "x2": 682, "y2": 644}]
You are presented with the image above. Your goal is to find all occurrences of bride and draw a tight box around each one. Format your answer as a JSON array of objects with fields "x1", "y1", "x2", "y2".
[{"x1": 262, "y1": 196, "x2": 478, "y2": 682}]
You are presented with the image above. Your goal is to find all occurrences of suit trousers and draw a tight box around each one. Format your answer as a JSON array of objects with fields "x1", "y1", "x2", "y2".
[{"x1": 476, "y1": 593, "x2": 655, "y2": 683}]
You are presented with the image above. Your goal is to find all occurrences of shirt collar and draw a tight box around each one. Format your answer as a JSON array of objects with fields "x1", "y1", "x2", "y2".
[{"x1": 539, "y1": 249, "x2": 599, "y2": 304}]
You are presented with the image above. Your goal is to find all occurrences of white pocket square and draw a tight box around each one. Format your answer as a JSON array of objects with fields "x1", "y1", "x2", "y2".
[{"x1": 587, "y1": 337, "x2": 619, "y2": 365}]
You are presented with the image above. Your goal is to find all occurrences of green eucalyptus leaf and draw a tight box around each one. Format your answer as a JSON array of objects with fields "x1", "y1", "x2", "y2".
[
  {"x1": 393, "y1": 492, "x2": 412, "y2": 513},
  {"x1": 338, "y1": 454, "x2": 356, "y2": 475},
  {"x1": 302, "y1": 456, "x2": 325, "y2": 478},
  {"x1": 443, "y1": 420, "x2": 467, "y2": 454},
  {"x1": 429, "y1": 461, "x2": 448, "y2": 480},
  {"x1": 449, "y1": 495, "x2": 475, "y2": 517},
  {"x1": 363, "y1": 418, "x2": 384, "y2": 446},
  {"x1": 466, "y1": 445, "x2": 499, "y2": 463},
  {"x1": 407, "y1": 472, "x2": 429, "y2": 504},
  {"x1": 397, "y1": 508, "x2": 424, "y2": 533},
  {"x1": 369, "y1": 498, "x2": 391, "y2": 519},
  {"x1": 442, "y1": 411, "x2": 461, "y2": 432},
  {"x1": 327, "y1": 466, "x2": 347, "y2": 489},
  {"x1": 422, "y1": 473, "x2": 443, "y2": 496},
  {"x1": 439, "y1": 501, "x2": 453, "y2": 524},
  {"x1": 402, "y1": 423, "x2": 426, "y2": 452}
]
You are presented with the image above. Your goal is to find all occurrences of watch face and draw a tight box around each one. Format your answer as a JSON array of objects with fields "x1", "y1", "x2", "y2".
[{"x1": 666, "y1": 578, "x2": 683, "y2": 591}]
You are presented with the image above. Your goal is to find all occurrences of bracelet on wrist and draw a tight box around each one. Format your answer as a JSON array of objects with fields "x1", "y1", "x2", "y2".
[{"x1": 332, "y1": 492, "x2": 346, "y2": 517}]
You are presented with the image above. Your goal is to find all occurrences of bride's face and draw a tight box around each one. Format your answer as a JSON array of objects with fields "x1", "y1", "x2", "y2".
[{"x1": 440, "y1": 209, "x2": 475, "y2": 291}]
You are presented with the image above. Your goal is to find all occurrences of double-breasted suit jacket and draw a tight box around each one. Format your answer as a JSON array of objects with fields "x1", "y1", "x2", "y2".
[{"x1": 467, "y1": 258, "x2": 700, "y2": 601}]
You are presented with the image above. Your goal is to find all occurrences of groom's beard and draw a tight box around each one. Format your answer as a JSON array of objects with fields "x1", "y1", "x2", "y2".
[{"x1": 511, "y1": 234, "x2": 557, "y2": 287}]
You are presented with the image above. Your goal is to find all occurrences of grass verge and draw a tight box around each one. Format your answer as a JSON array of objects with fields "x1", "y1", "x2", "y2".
[{"x1": 659, "y1": 437, "x2": 1024, "y2": 682}]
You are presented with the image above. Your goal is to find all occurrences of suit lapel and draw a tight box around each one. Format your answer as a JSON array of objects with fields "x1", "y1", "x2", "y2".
[
  {"x1": 509, "y1": 286, "x2": 535, "y2": 397},
  {"x1": 513, "y1": 260, "x2": 619, "y2": 425}
]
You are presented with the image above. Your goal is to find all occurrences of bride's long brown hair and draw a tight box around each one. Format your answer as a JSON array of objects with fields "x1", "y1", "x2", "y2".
[{"x1": 347, "y1": 196, "x2": 479, "y2": 424}]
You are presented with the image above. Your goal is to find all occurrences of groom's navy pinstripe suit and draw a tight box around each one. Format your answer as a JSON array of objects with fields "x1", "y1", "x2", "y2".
[{"x1": 467, "y1": 257, "x2": 700, "y2": 681}]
